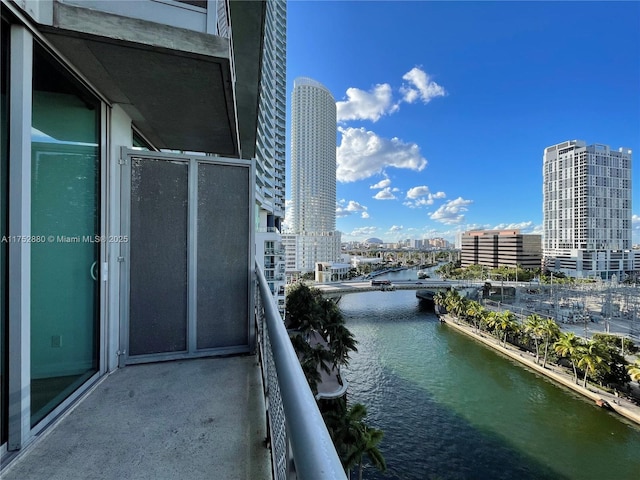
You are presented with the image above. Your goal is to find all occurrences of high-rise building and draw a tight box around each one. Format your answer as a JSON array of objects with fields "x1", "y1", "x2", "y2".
[
  {"x1": 255, "y1": 0, "x2": 287, "y2": 314},
  {"x1": 286, "y1": 77, "x2": 341, "y2": 274},
  {"x1": 461, "y1": 230, "x2": 542, "y2": 270},
  {"x1": 543, "y1": 140, "x2": 633, "y2": 279}
]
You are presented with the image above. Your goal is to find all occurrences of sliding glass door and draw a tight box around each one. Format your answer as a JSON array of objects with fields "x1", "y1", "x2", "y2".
[{"x1": 30, "y1": 44, "x2": 101, "y2": 426}]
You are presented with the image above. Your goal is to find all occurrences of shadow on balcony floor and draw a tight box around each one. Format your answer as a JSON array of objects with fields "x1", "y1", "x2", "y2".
[{"x1": 3, "y1": 355, "x2": 272, "y2": 480}]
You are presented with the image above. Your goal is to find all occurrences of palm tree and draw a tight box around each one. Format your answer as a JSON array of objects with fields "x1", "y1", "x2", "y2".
[
  {"x1": 628, "y1": 360, "x2": 640, "y2": 382},
  {"x1": 495, "y1": 311, "x2": 517, "y2": 347},
  {"x1": 465, "y1": 301, "x2": 484, "y2": 332},
  {"x1": 451, "y1": 297, "x2": 468, "y2": 322},
  {"x1": 576, "y1": 341, "x2": 611, "y2": 388},
  {"x1": 333, "y1": 403, "x2": 386, "y2": 480},
  {"x1": 540, "y1": 318, "x2": 561, "y2": 368},
  {"x1": 484, "y1": 310, "x2": 500, "y2": 338},
  {"x1": 285, "y1": 283, "x2": 322, "y2": 332},
  {"x1": 433, "y1": 291, "x2": 447, "y2": 313},
  {"x1": 524, "y1": 314, "x2": 545, "y2": 364},
  {"x1": 444, "y1": 288, "x2": 462, "y2": 313},
  {"x1": 327, "y1": 322, "x2": 358, "y2": 369},
  {"x1": 351, "y1": 426, "x2": 386, "y2": 480},
  {"x1": 554, "y1": 332, "x2": 583, "y2": 383}
]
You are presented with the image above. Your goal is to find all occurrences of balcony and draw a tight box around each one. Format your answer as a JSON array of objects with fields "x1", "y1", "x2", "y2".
[{"x1": 1, "y1": 263, "x2": 345, "y2": 480}]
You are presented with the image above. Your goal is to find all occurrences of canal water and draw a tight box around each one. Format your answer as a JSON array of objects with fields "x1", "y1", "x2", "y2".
[{"x1": 340, "y1": 270, "x2": 640, "y2": 480}]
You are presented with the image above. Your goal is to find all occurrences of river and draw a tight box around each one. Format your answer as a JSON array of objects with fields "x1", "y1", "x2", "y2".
[{"x1": 340, "y1": 269, "x2": 640, "y2": 480}]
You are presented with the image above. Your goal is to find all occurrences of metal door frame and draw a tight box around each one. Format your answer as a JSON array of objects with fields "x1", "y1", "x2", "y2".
[{"x1": 118, "y1": 148, "x2": 254, "y2": 366}]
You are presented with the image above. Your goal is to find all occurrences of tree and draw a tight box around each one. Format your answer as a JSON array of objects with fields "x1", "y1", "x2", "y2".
[
  {"x1": 353, "y1": 426, "x2": 386, "y2": 480},
  {"x1": 327, "y1": 323, "x2": 358, "y2": 369},
  {"x1": 540, "y1": 318, "x2": 561, "y2": 368},
  {"x1": 554, "y1": 332, "x2": 583, "y2": 384},
  {"x1": 628, "y1": 361, "x2": 640, "y2": 382},
  {"x1": 576, "y1": 341, "x2": 611, "y2": 388},
  {"x1": 323, "y1": 401, "x2": 386, "y2": 479},
  {"x1": 496, "y1": 311, "x2": 518, "y2": 347},
  {"x1": 285, "y1": 283, "x2": 322, "y2": 331},
  {"x1": 524, "y1": 314, "x2": 545, "y2": 364},
  {"x1": 465, "y1": 301, "x2": 484, "y2": 332}
]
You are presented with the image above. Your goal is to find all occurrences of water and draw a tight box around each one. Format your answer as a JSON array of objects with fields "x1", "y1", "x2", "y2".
[{"x1": 340, "y1": 270, "x2": 640, "y2": 480}]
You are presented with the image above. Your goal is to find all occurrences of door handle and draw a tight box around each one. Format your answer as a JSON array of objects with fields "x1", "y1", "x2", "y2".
[{"x1": 91, "y1": 261, "x2": 97, "y2": 281}]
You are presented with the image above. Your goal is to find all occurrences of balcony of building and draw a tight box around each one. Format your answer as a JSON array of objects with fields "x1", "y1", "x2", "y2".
[{"x1": 1, "y1": 265, "x2": 347, "y2": 480}]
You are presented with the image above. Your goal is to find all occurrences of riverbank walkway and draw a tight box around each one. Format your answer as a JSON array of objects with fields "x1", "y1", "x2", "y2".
[{"x1": 440, "y1": 314, "x2": 640, "y2": 427}]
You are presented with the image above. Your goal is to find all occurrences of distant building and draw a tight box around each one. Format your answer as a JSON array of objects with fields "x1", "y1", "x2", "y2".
[
  {"x1": 315, "y1": 262, "x2": 350, "y2": 283},
  {"x1": 543, "y1": 140, "x2": 633, "y2": 279},
  {"x1": 286, "y1": 77, "x2": 341, "y2": 274},
  {"x1": 460, "y1": 230, "x2": 542, "y2": 270}
]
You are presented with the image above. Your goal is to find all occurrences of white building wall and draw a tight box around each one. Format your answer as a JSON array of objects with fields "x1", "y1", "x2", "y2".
[
  {"x1": 288, "y1": 76, "x2": 340, "y2": 273},
  {"x1": 543, "y1": 140, "x2": 633, "y2": 279}
]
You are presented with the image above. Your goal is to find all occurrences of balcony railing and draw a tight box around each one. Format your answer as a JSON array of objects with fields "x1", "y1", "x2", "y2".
[{"x1": 255, "y1": 262, "x2": 347, "y2": 480}]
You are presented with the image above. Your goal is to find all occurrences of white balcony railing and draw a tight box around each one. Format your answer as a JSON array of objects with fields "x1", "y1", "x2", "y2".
[{"x1": 255, "y1": 263, "x2": 346, "y2": 480}]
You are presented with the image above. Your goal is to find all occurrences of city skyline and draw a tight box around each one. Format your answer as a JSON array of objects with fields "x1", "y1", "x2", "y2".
[{"x1": 285, "y1": 1, "x2": 640, "y2": 245}]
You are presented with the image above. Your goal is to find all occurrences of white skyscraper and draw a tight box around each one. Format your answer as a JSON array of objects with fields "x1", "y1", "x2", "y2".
[
  {"x1": 255, "y1": 0, "x2": 287, "y2": 313},
  {"x1": 287, "y1": 77, "x2": 341, "y2": 274},
  {"x1": 543, "y1": 140, "x2": 633, "y2": 279}
]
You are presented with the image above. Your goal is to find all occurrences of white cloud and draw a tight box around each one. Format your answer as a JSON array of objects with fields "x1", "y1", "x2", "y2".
[
  {"x1": 406, "y1": 185, "x2": 430, "y2": 199},
  {"x1": 370, "y1": 178, "x2": 391, "y2": 190},
  {"x1": 336, "y1": 83, "x2": 398, "y2": 122},
  {"x1": 336, "y1": 199, "x2": 368, "y2": 218},
  {"x1": 373, "y1": 187, "x2": 397, "y2": 200},
  {"x1": 337, "y1": 127, "x2": 427, "y2": 182},
  {"x1": 404, "y1": 188, "x2": 446, "y2": 208},
  {"x1": 430, "y1": 197, "x2": 473, "y2": 224},
  {"x1": 361, "y1": 212, "x2": 370, "y2": 219},
  {"x1": 388, "y1": 225, "x2": 403, "y2": 233},
  {"x1": 491, "y1": 221, "x2": 535, "y2": 232},
  {"x1": 633, "y1": 214, "x2": 640, "y2": 224},
  {"x1": 400, "y1": 67, "x2": 446, "y2": 104},
  {"x1": 349, "y1": 226, "x2": 378, "y2": 237}
]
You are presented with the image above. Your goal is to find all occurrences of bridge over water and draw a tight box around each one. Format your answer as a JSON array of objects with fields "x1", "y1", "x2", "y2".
[{"x1": 313, "y1": 279, "x2": 468, "y2": 300}]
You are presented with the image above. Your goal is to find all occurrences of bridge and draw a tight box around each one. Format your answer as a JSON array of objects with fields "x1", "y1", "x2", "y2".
[{"x1": 313, "y1": 279, "x2": 469, "y2": 299}]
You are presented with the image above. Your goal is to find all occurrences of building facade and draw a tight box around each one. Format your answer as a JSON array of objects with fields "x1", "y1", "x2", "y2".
[
  {"x1": 286, "y1": 77, "x2": 341, "y2": 274},
  {"x1": 460, "y1": 229, "x2": 542, "y2": 270},
  {"x1": 543, "y1": 140, "x2": 633, "y2": 279},
  {"x1": 254, "y1": 0, "x2": 286, "y2": 314},
  {"x1": 1, "y1": 0, "x2": 265, "y2": 457}
]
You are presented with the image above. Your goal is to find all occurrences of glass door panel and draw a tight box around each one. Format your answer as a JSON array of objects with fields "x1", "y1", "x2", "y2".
[{"x1": 30, "y1": 45, "x2": 100, "y2": 426}]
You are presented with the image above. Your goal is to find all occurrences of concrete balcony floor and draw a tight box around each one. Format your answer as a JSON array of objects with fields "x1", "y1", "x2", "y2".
[{"x1": 2, "y1": 356, "x2": 272, "y2": 480}]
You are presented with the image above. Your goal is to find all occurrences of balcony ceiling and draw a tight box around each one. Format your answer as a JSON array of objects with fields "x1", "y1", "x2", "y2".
[{"x1": 40, "y1": 1, "x2": 265, "y2": 157}]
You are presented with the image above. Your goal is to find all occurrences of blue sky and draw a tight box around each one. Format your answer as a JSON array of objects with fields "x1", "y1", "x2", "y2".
[{"x1": 285, "y1": 1, "x2": 640, "y2": 245}]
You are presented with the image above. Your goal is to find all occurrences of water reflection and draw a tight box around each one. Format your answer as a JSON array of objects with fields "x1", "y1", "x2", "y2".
[{"x1": 341, "y1": 288, "x2": 640, "y2": 480}]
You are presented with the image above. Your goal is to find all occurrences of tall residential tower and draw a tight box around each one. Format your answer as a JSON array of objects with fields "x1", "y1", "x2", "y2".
[
  {"x1": 255, "y1": 0, "x2": 287, "y2": 314},
  {"x1": 285, "y1": 77, "x2": 341, "y2": 275},
  {"x1": 543, "y1": 140, "x2": 633, "y2": 279}
]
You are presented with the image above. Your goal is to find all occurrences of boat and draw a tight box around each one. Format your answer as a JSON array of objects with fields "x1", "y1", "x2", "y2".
[
  {"x1": 417, "y1": 270, "x2": 430, "y2": 279},
  {"x1": 595, "y1": 398, "x2": 613, "y2": 410}
]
